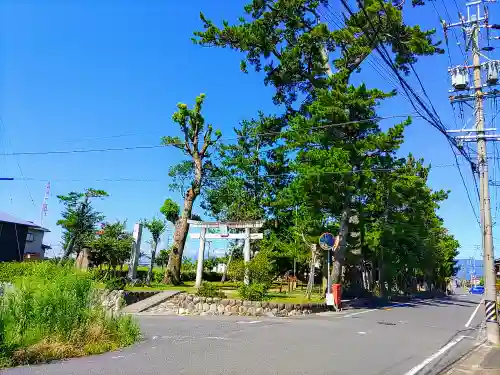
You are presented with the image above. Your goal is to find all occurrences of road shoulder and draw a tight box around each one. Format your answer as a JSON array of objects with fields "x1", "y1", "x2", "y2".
[{"x1": 442, "y1": 343, "x2": 499, "y2": 374}]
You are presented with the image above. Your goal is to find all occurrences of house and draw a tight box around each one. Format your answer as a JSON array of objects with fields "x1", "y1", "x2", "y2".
[
  {"x1": 24, "y1": 226, "x2": 51, "y2": 260},
  {"x1": 0, "y1": 212, "x2": 50, "y2": 262}
]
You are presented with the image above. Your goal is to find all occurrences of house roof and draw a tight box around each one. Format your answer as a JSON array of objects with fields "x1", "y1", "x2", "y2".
[{"x1": 0, "y1": 212, "x2": 50, "y2": 232}]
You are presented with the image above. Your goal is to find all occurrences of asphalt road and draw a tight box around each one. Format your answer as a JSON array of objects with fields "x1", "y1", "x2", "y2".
[{"x1": 5, "y1": 292, "x2": 485, "y2": 375}]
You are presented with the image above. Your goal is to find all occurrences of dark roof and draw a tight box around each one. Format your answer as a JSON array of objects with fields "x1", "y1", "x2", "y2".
[{"x1": 0, "y1": 212, "x2": 50, "y2": 232}]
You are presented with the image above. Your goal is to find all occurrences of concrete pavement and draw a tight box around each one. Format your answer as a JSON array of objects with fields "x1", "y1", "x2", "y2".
[{"x1": 4, "y1": 294, "x2": 486, "y2": 375}]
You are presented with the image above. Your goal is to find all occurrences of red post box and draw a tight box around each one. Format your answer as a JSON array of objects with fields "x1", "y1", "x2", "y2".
[{"x1": 332, "y1": 283, "x2": 342, "y2": 310}]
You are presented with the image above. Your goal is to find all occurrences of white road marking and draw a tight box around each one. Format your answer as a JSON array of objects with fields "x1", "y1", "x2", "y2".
[
  {"x1": 403, "y1": 336, "x2": 465, "y2": 375},
  {"x1": 342, "y1": 301, "x2": 420, "y2": 318},
  {"x1": 111, "y1": 355, "x2": 125, "y2": 359},
  {"x1": 465, "y1": 300, "x2": 483, "y2": 328},
  {"x1": 204, "y1": 336, "x2": 230, "y2": 340},
  {"x1": 357, "y1": 331, "x2": 367, "y2": 335},
  {"x1": 236, "y1": 320, "x2": 261, "y2": 324},
  {"x1": 343, "y1": 309, "x2": 377, "y2": 318}
]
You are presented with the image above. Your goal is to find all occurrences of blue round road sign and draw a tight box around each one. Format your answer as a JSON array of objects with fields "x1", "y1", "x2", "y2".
[{"x1": 319, "y1": 232, "x2": 335, "y2": 250}]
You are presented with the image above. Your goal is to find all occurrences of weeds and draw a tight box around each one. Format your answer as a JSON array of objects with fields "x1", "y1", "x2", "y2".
[{"x1": 0, "y1": 262, "x2": 140, "y2": 367}]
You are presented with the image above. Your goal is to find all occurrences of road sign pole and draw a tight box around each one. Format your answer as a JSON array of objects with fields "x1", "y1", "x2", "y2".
[{"x1": 327, "y1": 248, "x2": 331, "y2": 295}]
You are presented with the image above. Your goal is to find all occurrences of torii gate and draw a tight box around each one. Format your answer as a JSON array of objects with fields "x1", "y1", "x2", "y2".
[{"x1": 188, "y1": 219, "x2": 264, "y2": 287}]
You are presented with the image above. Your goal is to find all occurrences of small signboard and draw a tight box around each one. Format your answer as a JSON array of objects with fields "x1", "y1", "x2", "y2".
[
  {"x1": 326, "y1": 293, "x2": 334, "y2": 306},
  {"x1": 319, "y1": 232, "x2": 335, "y2": 250}
]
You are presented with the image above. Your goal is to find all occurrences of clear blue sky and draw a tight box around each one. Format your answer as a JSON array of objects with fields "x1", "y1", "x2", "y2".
[{"x1": 0, "y1": 1, "x2": 495, "y2": 261}]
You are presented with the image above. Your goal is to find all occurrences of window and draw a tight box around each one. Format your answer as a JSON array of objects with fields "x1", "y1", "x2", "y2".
[{"x1": 26, "y1": 232, "x2": 34, "y2": 242}]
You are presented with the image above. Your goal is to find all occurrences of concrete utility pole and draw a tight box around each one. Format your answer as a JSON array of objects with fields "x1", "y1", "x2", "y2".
[{"x1": 446, "y1": 0, "x2": 500, "y2": 344}]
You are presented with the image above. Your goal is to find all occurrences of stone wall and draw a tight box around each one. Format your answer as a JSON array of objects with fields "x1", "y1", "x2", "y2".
[
  {"x1": 145, "y1": 293, "x2": 328, "y2": 317},
  {"x1": 99, "y1": 289, "x2": 126, "y2": 316}
]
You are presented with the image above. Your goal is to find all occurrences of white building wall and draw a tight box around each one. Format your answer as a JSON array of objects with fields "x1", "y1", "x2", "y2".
[{"x1": 24, "y1": 228, "x2": 46, "y2": 259}]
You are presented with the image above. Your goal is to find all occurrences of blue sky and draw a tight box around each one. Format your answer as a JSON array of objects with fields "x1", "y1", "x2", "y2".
[{"x1": 0, "y1": 0, "x2": 495, "y2": 261}]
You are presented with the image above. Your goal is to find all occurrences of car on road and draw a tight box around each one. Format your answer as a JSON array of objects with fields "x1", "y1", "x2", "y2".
[{"x1": 469, "y1": 285, "x2": 484, "y2": 295}]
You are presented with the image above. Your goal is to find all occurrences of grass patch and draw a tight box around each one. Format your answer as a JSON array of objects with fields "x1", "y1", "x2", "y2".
[
  {"x1": 266, "y1": 291, "x2": 324, "y2": 304},
  {"x1": 0, "y1": 262, "x2": 140, "y2": 368}
]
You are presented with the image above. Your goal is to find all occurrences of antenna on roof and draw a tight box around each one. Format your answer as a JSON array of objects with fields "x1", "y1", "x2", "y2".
[{"x1": 40, "y1": 181, "x2": 50, "y2": 226}]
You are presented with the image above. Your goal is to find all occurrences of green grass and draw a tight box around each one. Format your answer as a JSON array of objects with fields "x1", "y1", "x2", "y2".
[
  {"x1": 266, "y1": 291, "x2": 323, "y2": 304},
  {"x1": 96, "y1": 275, "x2": 322, "y2": 305},
  {"x1": 0, "y1": 262, "x2": 140, "y2": 368}
]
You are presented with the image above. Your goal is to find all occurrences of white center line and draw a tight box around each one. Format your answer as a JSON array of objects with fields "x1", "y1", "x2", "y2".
[
  {"x1": 236, "y1": 320, "x2": 261, "y2": 324},
  {"x1": 465, "y1": 300, "x2": 483, "y2": 328},
  {"x1": 403, "y1": 336, "x2": 465, "y2": 375}
]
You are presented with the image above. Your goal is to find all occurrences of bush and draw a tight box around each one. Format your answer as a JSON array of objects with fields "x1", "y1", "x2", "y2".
[
  {"x1": 0, "y1": 262, "x2": 140, "y2": 367},
  {"x1": 104, "y1": 277, "x2": 126, "y2": 290},
  {"x1": 153, "y1": 270, "x2": 164, "y2": 284},
  {"x1": 228, "y1": 252, "x2": 275, "y2": 285},
  {"x1": 181, "y1": 269, "x2": 196, "y2": 281},
  {"x1": 238, "y1": 282, "x2": 269, "y2": 301},
  {"x1": 196, "y1": 282, "x2": 226, "y2": 298}
]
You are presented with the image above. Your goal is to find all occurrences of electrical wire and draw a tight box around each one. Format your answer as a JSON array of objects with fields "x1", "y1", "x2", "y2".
[
  {"x1": 0, "y1": 114, "x2": 419, "y2": 157},
  {"x1": 339, "y1": 0, "x2": 471, "y2": 166},
  {"x1": 0, "y1": 118, "x2": 36, "y2": 207},
  {"x1": 320, "y1": 6, "x2": 415, "y2": 107},
  {"x1": 338, "y1": 0, "x2": 480, "y2": 225},
  {"x1": 2, "y1": 163, "x2": 464, "y2": 183}
]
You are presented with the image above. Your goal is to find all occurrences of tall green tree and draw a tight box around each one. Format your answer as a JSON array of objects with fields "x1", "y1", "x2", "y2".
[
  {"x1": 156, "y1": 249, "x2": 171, "y2": 269},
  {"x1": 88, "y1": 221, "x2": 133, "y2": 271},
  {"x1": 143, "y1": 217, "x2": 167, "y2": 285},
  {"x1": 57, "y1": 188, "x2": 108, "y2": 260},
  {"x1": 160, "y1": 94, "x2": 222, "y2": 284},
  {"x1": 194, "y1": 0, "x2": 447, "y2": 291}
]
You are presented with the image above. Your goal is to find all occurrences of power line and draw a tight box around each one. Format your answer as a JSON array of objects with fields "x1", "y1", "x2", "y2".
[
  {"x1": 338, "y1": 0, "x2": 480, "y2": 225},
  {"x1": 0, "y1": 117, "x2": 36, "y2": 207},
  {"x1": 0, "y1": 114, "x2": 419, "y2": 157},
  {"x1": 2, "y1": 163, "x2": 464, "y2": 183}
]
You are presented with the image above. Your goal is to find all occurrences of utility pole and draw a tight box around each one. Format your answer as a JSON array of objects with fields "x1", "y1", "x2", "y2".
[{"x1": 446, "y1": 0, "x2": 500, "y2": 344}]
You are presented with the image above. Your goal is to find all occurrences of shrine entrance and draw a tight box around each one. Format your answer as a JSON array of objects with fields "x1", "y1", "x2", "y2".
[{"x1": 188, "y1": 220, "x2": 263, "y2": 287}]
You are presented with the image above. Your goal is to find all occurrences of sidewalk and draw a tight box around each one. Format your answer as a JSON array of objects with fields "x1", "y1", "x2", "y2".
[{"x1": 443, "y1": 344, "x2": 500, "y2": 374}]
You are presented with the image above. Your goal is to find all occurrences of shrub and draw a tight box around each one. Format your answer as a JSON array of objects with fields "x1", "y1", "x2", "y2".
[
  {"x1": 196, "y1": 282, "x2": 226, "y2": 298},
  {"x1": 228, "y1": 252, "x2": 275, "y2": 285},
  {"x1": 181, "y1": 270, "x2": 196, "y2": 281},
  {"x1": 104, "y1": 277, "x2": 126, "y2": 291},
  {"x1": 0, "y1": 262, "x2": 140, "y2": 367},
  {"x1": 153, "y1": 270, "x2": 164, "y2": 284},
  {"x1": 238, "y1": 282, "x2": 269, "y2": 301}
]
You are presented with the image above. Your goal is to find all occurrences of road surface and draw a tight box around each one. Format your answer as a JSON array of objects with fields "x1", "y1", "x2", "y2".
[{"x1": 5, "y1": 293, "x2": 485, "y2": 375}]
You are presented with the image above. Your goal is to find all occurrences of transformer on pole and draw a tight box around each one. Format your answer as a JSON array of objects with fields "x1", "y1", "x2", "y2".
[{"x1": 445, "y1": 0, "x2": 500, "y2": 344}]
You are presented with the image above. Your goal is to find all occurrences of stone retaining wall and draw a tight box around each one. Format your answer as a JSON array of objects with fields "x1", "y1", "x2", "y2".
[
  {"x1": 145, "y1": 293, "x2": 328, "y2": 317},
  {"x1": 100, "y1": 290, "x2": 160, "y2": 315}
]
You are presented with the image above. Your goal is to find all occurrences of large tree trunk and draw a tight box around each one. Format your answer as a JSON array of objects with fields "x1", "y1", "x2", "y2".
[
  {"x1": 163, "y1": 189, "x2": 197, "y2": 285},
  {"x1": 164, "y1": 155, "x2": 202, "y2": 285},
  {"x1": 331, "y1": 208, "x2": 351, "y2": 284}
]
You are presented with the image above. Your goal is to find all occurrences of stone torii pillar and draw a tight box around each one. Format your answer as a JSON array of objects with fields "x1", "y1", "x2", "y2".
[{"x1": 188, "y1": 220, "x2": 264, "y2": 287}]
